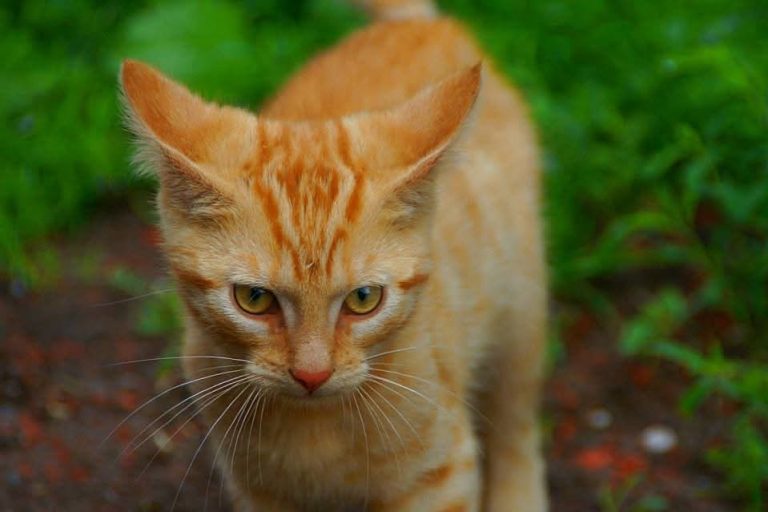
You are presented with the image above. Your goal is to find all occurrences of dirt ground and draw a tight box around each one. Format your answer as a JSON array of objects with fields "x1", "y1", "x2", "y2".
[{"x1": 0, "y1": 209, "x2": 736, "y2": 511}]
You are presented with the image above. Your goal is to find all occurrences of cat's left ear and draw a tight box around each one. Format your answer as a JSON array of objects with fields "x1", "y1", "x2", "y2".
[
  {"x1": 350, "y1": 63, "x2": 482, "y2": 187},
  {"x1": 120, "y1": 60, "x2": 254, "y2": 219}
]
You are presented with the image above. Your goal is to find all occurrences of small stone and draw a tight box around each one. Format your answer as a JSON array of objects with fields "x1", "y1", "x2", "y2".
[
  {"x1": 152, "y1": 429, "x2": 173, "y2": 453},
  {"x1": 45, "y1": 400, "x2": 70, "y2": 421},
  {"x1": 586, "y1": 408, "x2": 612, "y2": 429},
  {"x1": 641, "y1": 424, "x2": 678, "y2": 454}
]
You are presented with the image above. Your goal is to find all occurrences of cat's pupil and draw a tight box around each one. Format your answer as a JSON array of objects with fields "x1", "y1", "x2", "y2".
[
  {"x1": 356, "y1": 287, "x2": 370, "y2": 302},
  {"x1": 249, "y1": 288, "x2": 264, "y2": 302}
]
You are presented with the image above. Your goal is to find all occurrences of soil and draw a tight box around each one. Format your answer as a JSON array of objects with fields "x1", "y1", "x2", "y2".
[{"x1": 0, "y1": 209, "x2": 736, "y2": 511}]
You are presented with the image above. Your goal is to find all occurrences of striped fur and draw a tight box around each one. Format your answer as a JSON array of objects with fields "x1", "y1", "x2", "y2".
[{"x1": 121, "y1": 2, "x2": 546, "y2": 511}]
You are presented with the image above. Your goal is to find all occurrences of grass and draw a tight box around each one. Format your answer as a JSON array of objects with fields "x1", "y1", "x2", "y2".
[{"x1": 2, "y1": 0, "x2": 767, "y2": 507}]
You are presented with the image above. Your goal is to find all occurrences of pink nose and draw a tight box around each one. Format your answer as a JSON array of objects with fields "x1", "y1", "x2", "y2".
[{"x1": 290, "y1": 368, "x2": 333, "y2": 393}]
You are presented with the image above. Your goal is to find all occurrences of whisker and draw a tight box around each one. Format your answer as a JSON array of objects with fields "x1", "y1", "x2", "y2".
[
  {"x1": 135, "y1": 377, "x2": 250, "y2": 480},
  {"x1": 363, "y1": 382, "x2": 420, "y2": 449},
  {"x1": 225, "y1": 387, "x2": 263, "y2": 506},
  {"x1": 205, "y1": 384, "x2": 259, "y2": 510},
  {"x1": 92, "y1": 288, "x2": 175, "y2": 307},
  {"x1": 366, "y1": 360, "x2": 407, "y2": 368},
  {"x1": 367, "y1": 374, "x2": 465, "y2": 429},
  {"x1": 125, "y1": 373, "x2": 250, "y2": 459},
  {"x1": 340, "y1": 393, "x2": 350, "y2": 436},
  {"x1": 370, "y1": 367, "x2": 494, "y2": 428},
  {"x1": 367, "y1": 374, "x2": 440, "y2": 411},
  {"x1": 358, "y1": 387, "x2": 390, "y2": 448},
  {"x1": 246, "y1": 390, "x2": 268, "y2": 492},
  {"x1": 193, "y1": 363, "x2": 247, "y2": 374},
  {"x1": 257, "y1": 394, "x2": 272, "y2": 486},
  {"x1": 358, "y1": 386, "x2": 403, "y2": 476},
  {"x1": 364, "y1": 344, "x2": 432, "y2": 362},
  {"x1": 103, "y1": 368, "x2": 244, "y2": 448},
  {"x1": 171, "y1": 382, "x2": 253, "y2": 512},
  {"x1": 365, "y1": 378, "x2": 427, "y2": 438},
  {"x1": 230, "y1": 387, "x2": 261, "y2": 478},
  {"x1": 105, "y1": 355, "x2": 253, "y2": 367},
  {"x1": 351, "y1": 391, "x2": 370, "y2": 510}
]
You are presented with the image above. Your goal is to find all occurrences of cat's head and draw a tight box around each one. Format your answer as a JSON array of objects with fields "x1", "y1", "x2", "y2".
[{"x1": 120, "y1": 60, "x2": 479, "y2": 400}]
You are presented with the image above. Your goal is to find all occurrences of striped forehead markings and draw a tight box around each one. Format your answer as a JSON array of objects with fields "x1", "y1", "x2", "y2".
[{"x1": 248, "y1": 122, "x2": 365, "y2": 278}]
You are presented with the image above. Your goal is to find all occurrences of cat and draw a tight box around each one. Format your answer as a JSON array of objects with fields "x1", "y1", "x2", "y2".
[{"x1": 120, "y1": 0, "x2": 547, "y2": 510}]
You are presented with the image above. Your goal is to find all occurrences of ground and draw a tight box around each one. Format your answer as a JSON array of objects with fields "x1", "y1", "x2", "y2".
[{"x1": 0, "y1": 209, "x2": 735, "y2": 511}]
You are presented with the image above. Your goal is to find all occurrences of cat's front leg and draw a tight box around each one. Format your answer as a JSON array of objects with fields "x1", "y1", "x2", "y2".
[{"x1": 481, "y1": 305, "x2": 548, "y2": 512}]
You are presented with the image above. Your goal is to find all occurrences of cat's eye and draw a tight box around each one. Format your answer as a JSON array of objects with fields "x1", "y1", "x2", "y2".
[
  {"x1": 343, "y1": 286, "x2": 383, "y2": 315},
  {"x1": 233, "y1": 285, "x2": 277, "y2": 315}
]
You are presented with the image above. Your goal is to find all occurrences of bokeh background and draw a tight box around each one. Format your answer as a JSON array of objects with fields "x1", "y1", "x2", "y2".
[{"x1": 1, "y1": 0, "x2": 767, "y2": 510}]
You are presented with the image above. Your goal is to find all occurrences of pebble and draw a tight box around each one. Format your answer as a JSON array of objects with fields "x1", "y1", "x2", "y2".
[{"x1": 641, "y1": 424, "x2": 678, "y2": 454}]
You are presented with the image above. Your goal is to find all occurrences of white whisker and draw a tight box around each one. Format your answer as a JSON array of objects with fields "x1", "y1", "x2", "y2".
[
  {"x1": 364, "y1": 344, "x2": 432, "y2": 362},
  {"x1": 126, "y1": 373, "x2": 251, "y2": 460},
  {"x1": 103, "y1": 368, "x2": 244, "y2": 449},
  {"x1": 364, "y1": 382, "x2": 421, "y2": 449},
  {"x1": 106, "y1": 355, "x2": 253, "y2": 367},
  {"x1": 370, "y1": 367, "x2": 493, "y2": 428},
  {"x1": 257, "y1": 394, "x2": 272, "y2": 486},
  {"x1": 359, "y1": 386, "x2": 402, "y2": 477},
  {"x1": 171, "y1": 382, "x2": 252, "y2": 512},
  {"x1": 134, "y1": 377, "x2": 254, "y2": 480},
  {"x1": 368, "y1": 374, "x2": 439, "y2": 411},
  {"x1": 352, "y1": 391, "x2": 370, "y2": 510},
  {"x1": 92, "y1": 288, "x2": 175, "y2": 307},
  {"x1": 205, "y1": 384, "x2": 259, "y2": 510},
  {"x1": 246, "y1": 390, "x2": 268, "y2": 491},
  {"x1": 133, "y1": 375, "x2": 254, "y2": 478}
]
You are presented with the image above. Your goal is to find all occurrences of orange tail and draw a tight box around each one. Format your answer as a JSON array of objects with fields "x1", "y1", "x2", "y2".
[{"x1": 354, "y1": 0, "x2": 437, "y2": 20}]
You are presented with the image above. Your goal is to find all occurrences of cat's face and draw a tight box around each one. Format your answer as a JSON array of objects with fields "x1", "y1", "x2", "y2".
[{"x1": 121, "y1": 60, "x2": 479, "y2": 400}]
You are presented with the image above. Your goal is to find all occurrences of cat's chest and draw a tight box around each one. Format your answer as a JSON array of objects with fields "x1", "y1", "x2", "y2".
[
  {"x1": 266, "y1": 413, "x2": 352, "y2": 463},
  {"x1": 250, "y1": 413, "x2": 369, "y2": 499},
  {"x1": 253, "y1": 407, "x2": 416, "y2": 500}
]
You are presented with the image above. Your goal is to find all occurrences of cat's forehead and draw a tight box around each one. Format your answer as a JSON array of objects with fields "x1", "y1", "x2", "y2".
[{"x1": 236, "y1": 121, "x2": 369, "y2": 281}]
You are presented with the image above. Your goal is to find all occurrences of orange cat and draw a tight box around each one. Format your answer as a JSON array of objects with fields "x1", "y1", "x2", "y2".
[{"x1": 121, "y1": 0, "x2": 546, "y2": 510}]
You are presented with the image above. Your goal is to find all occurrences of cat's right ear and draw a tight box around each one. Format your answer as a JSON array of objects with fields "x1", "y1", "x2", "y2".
[{"x1": 120, "y1": 60, "x2": 252, "y2": 219}]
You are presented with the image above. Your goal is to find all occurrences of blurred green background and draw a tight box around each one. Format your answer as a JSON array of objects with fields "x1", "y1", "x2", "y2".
[{"x1": 2, "y1": 0, "x2": 767, "y2": 508}]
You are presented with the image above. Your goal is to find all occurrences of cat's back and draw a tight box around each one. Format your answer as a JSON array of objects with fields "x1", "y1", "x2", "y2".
[{"x1": 261, "y1": 18, "x2": 481, "y2": 119}]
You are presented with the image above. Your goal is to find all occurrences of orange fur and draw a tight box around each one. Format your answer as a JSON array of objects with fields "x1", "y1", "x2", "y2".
[{"x1": 121, "y1": 2, "x2": 546, "y2": 511}]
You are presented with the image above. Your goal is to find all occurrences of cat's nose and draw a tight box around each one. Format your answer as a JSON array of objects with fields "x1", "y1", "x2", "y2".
[{"x1": 290, "y1": 368, "x2": 333, "y2": 393}]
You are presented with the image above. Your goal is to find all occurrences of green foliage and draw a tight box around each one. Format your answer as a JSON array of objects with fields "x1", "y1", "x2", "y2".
[
  {"x1": 1, "y1": 2, "x2": 147, "y2": 283},
  {"x1": 135, "y1": 287, "x2": 182, "y2": 338},
  {"x1": 620, "y1": 290, "x2": 768, "y2": 505},
  {"x1": 107, "y1": 266, "x2": 182, "y2": 337},
  {"x1": 0, "y1": 0, "x2": 362, "y2": 283},
  {"x1": 2, "y1": 0, "x2": 767, "y2": 505},
  {"x1": 598, "y1": 474, "x2": 669, "y2": 512},
  {"x1": 708, "y1": 417, "x2": 768, "y2": 512}
]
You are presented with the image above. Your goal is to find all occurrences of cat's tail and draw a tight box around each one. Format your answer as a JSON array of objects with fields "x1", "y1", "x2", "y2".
[{"x1": 354, "y1": 0, "x2": 437, "y2": 20}]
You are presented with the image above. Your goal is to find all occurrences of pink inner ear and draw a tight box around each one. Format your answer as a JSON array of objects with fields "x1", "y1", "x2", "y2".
[{"x1": 350, "y1": 63, "x2": 482, "y2": 177}]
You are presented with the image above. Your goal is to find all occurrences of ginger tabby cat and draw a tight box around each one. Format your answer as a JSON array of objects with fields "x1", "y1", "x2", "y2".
[{"x1": 120, "y1": 0, "x2": 546, "y2": 510}]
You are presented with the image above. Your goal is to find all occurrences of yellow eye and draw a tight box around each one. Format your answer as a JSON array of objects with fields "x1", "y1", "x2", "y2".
[
  {"x1": 343, "y1": 286, "x2": 383, "y2": 315},
  {"x1": 233, "y1": 285, "x2": 276, "y2": 315}
]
